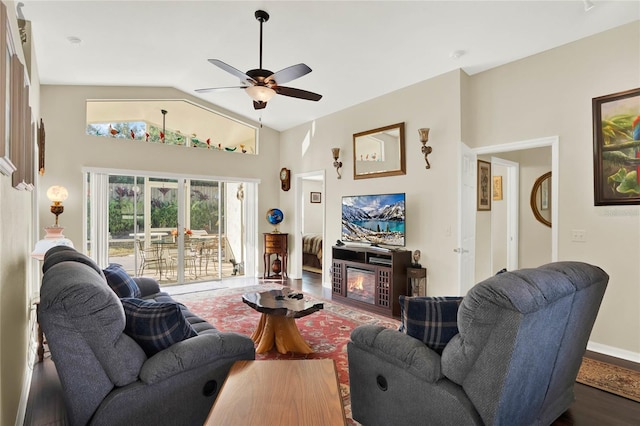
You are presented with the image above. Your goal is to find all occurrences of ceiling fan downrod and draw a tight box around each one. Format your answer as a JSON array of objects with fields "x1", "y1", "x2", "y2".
[{"x1": 255, "y1": 10, "x2": 269, "y2": 71}]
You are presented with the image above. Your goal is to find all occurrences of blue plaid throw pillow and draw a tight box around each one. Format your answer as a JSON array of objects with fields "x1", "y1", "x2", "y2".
[
  {"x1": 103, "y1": 263, "x2": 141, "y2": 298},
  {"x1": 399, "y1": 295, "x2": 463, "y2": 354},
  {"x1": 121, "y1": 298, "x2": 198, "y2": 357}
]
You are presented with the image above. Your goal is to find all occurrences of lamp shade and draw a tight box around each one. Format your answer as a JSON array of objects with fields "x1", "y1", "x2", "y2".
[
  {"x1": 245, "y1": 86, "x2": 276, "y2": 103},
  {"x1": 418, "y1": 128, "x2": 430, "y2": 143},
  {"x1": 47, "y1": 186, "x2": 69, "y2": 203},
  {"x1": 31, "y1": 227, "x2": 74, "y2": 260}
]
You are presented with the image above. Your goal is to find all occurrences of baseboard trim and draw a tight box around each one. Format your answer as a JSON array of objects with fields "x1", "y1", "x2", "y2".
[{"x1": 587, "y1": 341, "x2": 640, "y2": 363}]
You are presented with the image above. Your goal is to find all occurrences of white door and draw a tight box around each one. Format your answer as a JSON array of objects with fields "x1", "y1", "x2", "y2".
[
  {"x1": 491, "y1": 157, "x2": 520, "y2": 272},
  {"x1": 458, "y1": 142, "x2": 476, "y2": 295}
]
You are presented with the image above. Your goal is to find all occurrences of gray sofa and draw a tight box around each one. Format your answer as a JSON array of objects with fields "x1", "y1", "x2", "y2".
[
  {"x1": 347, "y1": 261, "x2": 608, "y2": 426},
  {"x1": 39, "y1": 246, "x2": 255, "y2": 426}
]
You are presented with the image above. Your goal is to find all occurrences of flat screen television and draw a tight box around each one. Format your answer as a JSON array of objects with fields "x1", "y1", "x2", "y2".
[{"x1": 341, "y1": 193, "x2": 405, "y2": 247}]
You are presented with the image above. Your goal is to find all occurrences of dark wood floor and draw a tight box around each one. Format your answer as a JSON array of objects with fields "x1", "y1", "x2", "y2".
[{"x1": 24, "y1": 271, "x2": 640, "y2": 425}]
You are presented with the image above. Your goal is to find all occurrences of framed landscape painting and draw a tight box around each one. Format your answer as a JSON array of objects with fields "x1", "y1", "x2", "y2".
[{"x1": 592, "y1": 87, "x2": 640, "y2": 205}]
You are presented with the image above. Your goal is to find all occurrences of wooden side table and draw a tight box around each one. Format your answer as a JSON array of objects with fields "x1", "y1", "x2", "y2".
[
  {"x1": 407, "y1": 267, "x2": 427, "y2": 297},
  {"x1": 263, "y1": 233, "x2": 288, "y2": 279}
]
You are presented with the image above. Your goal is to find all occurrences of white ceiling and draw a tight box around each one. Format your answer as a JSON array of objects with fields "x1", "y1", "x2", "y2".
[{"x1": 19, "y1": 1, "x2": 640, "y2": 132}]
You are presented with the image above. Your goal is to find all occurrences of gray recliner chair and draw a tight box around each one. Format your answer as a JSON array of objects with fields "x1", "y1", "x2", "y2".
[
  {"x1": 347, "y1": 262, "x2": 608, "y2": 426},
  {"x1": 39, "y1": 246, "x2": 255, "y2": 426}
]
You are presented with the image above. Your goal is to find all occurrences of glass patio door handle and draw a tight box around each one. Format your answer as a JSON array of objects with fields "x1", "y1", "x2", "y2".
[{"x1": 453, "y1": 248, "x2": 469, "y2": 254}]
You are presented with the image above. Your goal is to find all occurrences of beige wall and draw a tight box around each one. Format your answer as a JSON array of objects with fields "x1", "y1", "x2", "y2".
[
  {"x1": 38, "y1": 86, "x2": 282, "y2": 255},
  {"x1": 3, "y1": 15, "x2": 639, "y2": 425},
  {"x1": 281, "y1": 22, "x2": 640, "y2": 359},
  {"x1": 280, "y1": 70, "x2": 463, "y2": 297},
  {"x1": 511, "y1": 148, "x2": 553, "y2": 269},
  {"x1": 0, "y1": 1, "x2": 41, "y2": 424},
  {"x1": 0, "y1": 179, "x2": 32, "y2": 426},
  {"x1": 466, "y1": 21, "x2": 640, "y2": 358}
]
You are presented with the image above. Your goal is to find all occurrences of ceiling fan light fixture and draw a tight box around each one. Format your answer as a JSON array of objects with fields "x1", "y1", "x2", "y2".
[{"x1": 245, "y1": 85, "x2": 276, "y2": 103}]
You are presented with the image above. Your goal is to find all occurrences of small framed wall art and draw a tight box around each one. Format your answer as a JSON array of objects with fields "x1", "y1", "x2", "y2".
[
  {"x1": 493, "y1": 176, "x2": 503, "y2": 201},
  {"x1": 310, "y1": 191, "x2": 321, "y2": 203},
  {"x1": 477, "y1": 160, "x2": 491, "y2": 211}
]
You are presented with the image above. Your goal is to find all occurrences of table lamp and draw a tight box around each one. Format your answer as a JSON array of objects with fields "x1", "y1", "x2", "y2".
[{"x1": 31, "y1": 186, "x2": 74, "y2": 260}]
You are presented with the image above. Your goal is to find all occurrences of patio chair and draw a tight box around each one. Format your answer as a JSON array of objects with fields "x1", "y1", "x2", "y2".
[
  {"x1": 136, "y1": 240, "x2": 167, "y2": 279},
  {"x1": 197, "y1": 238, "x2": 220, "y2": 275}
]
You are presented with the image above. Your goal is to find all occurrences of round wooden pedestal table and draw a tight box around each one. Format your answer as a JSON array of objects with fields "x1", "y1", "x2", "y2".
[{"x1": 242, "y1": 288, "x2": 323, "y2": 354}]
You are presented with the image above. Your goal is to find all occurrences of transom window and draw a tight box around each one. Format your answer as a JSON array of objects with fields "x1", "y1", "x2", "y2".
[{"x1": 86, "y1": 99, "x2": 257, "y2": 154}]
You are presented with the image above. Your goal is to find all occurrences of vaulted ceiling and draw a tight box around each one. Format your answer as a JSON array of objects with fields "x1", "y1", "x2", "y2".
[{"x1": 19, "y1": 1, "x2": 640, "y2": 131}]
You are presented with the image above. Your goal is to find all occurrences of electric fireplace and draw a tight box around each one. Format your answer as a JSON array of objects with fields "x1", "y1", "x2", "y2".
[
  {"x1": 331, "y1": 245, "x2": 412, "y2": 318},
  {"x1": 346, "y1": 266, "x2": 375, "y2": 304}
]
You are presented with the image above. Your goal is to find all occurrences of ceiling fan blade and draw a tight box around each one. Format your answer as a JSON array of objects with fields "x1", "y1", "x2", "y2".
[
  {"x1": 275, "y1": 86, "x2": 322, "y2": 101},
  {"x1": 195, "y1": 86, "x2": 247, "y2": 94},
  {"x1": 253, "y1": 101, "x2": 267, "y2": 110},
  {"x1": 266, "y1": 63, "x2": 312, "y2": 85},
  {"x1": 208, "y1": 59, "x2": 256, "y2": 85}
]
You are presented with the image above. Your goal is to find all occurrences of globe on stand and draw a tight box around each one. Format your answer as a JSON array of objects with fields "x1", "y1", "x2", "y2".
[{"x1": 266, "y1": 208, "x2": 284, "y2": 233}]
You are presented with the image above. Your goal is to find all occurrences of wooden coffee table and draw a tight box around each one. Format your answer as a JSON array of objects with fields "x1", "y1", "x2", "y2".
[
  {"x1": 242, "y1": 288, "x2": 323, "y2": 354},
  {"x1": 204, "y1": 359, "x2": 346, "y2": 426}
]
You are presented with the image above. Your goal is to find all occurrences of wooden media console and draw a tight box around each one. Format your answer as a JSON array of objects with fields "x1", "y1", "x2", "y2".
[{"x1": 331, "y1": 245, "x2": 411, "y2": 318}]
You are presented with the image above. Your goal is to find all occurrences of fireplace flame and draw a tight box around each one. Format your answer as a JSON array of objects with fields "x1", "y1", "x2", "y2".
[{"x1": 348, "y1": 276, "x2": 364, "y2": 292}]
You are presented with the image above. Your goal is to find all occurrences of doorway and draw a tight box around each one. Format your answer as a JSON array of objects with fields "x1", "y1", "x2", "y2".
[
  {"x1": 292, "y1": 170, "x2": 326, "y2": 284},
  {"x1": 84, "y1": 168, "x2": 258, "y2": 285},
  {"x1": 458, "y1": 136, "x2": 559, "y2": 294}
]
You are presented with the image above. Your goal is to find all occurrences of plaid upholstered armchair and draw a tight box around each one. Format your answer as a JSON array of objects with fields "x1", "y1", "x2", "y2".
[{"x1": 348, "y1": 262, "x2": 608, "y2": 426}]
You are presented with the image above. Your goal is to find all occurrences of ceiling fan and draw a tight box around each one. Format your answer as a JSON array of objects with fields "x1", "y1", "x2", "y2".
[{"x1": 196, "y1": 10, "x2": 322, "y2": 110}]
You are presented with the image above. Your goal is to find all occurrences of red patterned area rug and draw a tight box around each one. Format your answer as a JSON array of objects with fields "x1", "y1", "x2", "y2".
[{"x1": 174, "y1": 284, "x2": 399, "y2": 424}]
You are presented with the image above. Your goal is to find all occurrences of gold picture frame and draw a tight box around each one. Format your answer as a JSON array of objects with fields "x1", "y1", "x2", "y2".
[{"x1": 493, "y1": 176, "x2": 503, "y2": 201}]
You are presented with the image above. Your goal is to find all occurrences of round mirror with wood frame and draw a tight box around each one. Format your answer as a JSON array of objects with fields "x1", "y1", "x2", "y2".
[{"x1": 530, "y1": 172, "x2": 551, "y2": 228}]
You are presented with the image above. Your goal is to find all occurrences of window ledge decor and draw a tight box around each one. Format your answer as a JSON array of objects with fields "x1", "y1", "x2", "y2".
[{"x1": 86, "y1": 99, "x2": 258, "y2": 154}]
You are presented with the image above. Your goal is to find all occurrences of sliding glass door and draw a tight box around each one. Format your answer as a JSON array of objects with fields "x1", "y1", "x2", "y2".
[{"x1": 85, "y1": 169, "x2": 255, "y2": 285}]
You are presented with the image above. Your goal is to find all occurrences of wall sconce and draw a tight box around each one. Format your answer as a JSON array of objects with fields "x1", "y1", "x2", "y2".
[
  {"x1": 418, "y1": 128, "x2": 432, "y2": 169},
  {"x1": 46, "y1": 185, "x2": 69, "y2": 226},
  {"x1": 331, "y1": 147, "x2": 343, "y2": 179}
]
